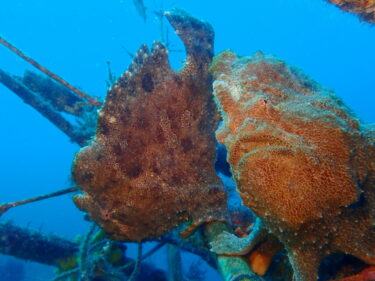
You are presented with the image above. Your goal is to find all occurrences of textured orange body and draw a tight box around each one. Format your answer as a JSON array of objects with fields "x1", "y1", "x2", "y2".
[
  {"x1": 211, "y1": 50, "x2": 375, "y2": 281},
  {"x1": 72, "y1": 10, "x2": 227, "y2": 242}
]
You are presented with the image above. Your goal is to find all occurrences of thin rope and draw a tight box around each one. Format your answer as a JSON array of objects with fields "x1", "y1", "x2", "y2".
[{"x1": 127, "y1": 242, "x2": 143, "y2": 281}]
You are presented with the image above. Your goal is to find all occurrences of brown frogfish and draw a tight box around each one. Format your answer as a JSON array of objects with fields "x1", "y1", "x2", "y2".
[
  {"x1": 72, "y1": 9, "x2": 227, "y2": 242},
  {"x1": 210, "y1": 50, "x2": 375, "y2": 281}
]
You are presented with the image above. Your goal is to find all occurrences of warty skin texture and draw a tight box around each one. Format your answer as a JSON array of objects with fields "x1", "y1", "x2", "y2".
[
  {"x1": 72, "y1": 10, "x2": 228, "y2": 242},
  {"x1": 211, "y1": 50, "x2": 375, "y2": 281}
]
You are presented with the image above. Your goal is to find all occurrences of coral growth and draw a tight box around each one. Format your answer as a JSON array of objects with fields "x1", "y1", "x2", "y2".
[
  {"x1": 211, "y1": 50, "x2": 375, "y2": 281},
  {"x1": 72, "y1": 9, "x2": 227, "y2": 242},
  {"x1": 325, "y1": 0, "x2": 375, "y2": 24}
]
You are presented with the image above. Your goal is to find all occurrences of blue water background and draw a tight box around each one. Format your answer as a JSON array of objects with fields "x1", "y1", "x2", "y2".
[{"x1": 0, "y1": 0, "x2": 374, "y2": 280}]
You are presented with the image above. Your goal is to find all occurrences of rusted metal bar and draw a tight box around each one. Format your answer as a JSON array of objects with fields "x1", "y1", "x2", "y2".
[
  {"x1": 0, "y1": 69, "x2": 96, "y2": 146},
  {"x1": 0, "y1": 187, "x2": 79, "y2": 217},
  {"x1": 0, "y1": 221, "x2": 78, "y2": 267},
  {"x1": 0, "y1": 36, "x2": 101, "y2": 106}
]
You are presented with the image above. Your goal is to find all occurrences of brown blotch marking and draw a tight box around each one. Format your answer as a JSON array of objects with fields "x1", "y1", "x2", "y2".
[
  {"x1": 77, "y1": 171, "x2": 94, "y2": 185},
  {"x1": 112, "y1": 144, "x2": 124, "y2": 156},
  {"x1": 126, "y1": 163, "x2": 143, "y2": 179},
  {"x1": 99, "y1": 122, "x2": 110, "y2": 135},
  {"x1": 208, "y1": 186, "x2": 221, "y2": 196},
  {"x1": 129, "y1": 139, "x2": 147, "y2": 155},
  {"x1": 95, "y1": 153, "x2": 104, "y2": 161},
  {"x1": 167, "y1": 107, "x2": 178, "y2": 119},
  {"x1": 108, "y1": 178, "x2": 119, "y2": 187},
  {"x1": 171, "y1": 174, "x2": 183, "y2": 185},
  {"x1": 173, "y1": 75, "x2": 183, "y2": 87},
  {"x1": 136, "y1": 118, "x2": 149, "y2": 129},
  {"x1": 142, "y1": 73, "x2": 154, "y2": 93},
  {"x1": 181, "y1": 137, "x2": 193, "y2": 153},
  {"x1": 152, "y1": 166, "x2": 162, "y2": 175},
  {"x1": 150, "y1": 184, "x2": 163, "y2": 199},
  {"x1": 120, "y1": 108, "x2": 131, "y2": 124},
  {"x1": 126, "y1": 81, "x2": 137, "y2": 96},
  {"x1": 155, "y1": 126, "x2": 166, "y2": 144}
]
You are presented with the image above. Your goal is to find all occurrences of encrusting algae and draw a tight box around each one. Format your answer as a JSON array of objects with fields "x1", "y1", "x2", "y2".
[
  {"x1": 210, "y1": 50, "x2": 375, "y2": 281},
  {"x1": 72, "y1": 9, "x2": 228, "y2": 242}
]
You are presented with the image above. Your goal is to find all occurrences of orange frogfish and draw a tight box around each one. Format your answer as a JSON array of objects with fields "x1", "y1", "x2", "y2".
[{"x1": 210, "y1": 50, "x2": 375, "y2": 281}]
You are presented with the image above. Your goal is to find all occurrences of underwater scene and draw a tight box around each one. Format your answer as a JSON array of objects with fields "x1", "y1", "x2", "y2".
[{"x1": 0, "y1": 1, "x2": 374, "y2": 280}]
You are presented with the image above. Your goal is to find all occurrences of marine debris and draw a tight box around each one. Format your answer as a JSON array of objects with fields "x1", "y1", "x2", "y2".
[
  {"x1": 72, "y1": 8, "x2": 228, "y2": 242},
  {"x1": 0, "y1": 221, "x2": 169, "y2": 281},
  {"x1": 0, "y1": 187, "x2": 79, "y2": 217},
  {"x1": 0, "y1": 37, "x2": 101, "y2": 106},
  {"x1": 210, "y1": 50, "x2": 375, "y2": 281},
  {"x1": 325, "y1": 0, "x2": 375, "y2": 24},
  {"x1": 0, "y1": 221, "x2": 79, "y2": 267},
  {"x1": 0, "y1": 69, "x2": 98, "y2": 146}
]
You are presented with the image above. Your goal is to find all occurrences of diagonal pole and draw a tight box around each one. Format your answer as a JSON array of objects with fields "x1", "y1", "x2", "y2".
[
  {"x1": 0, "y1": 36, "x2": 102, "y2": 106},
  {"x1": 0, "y1": 187, "x2": 80, "y2": 217}
]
